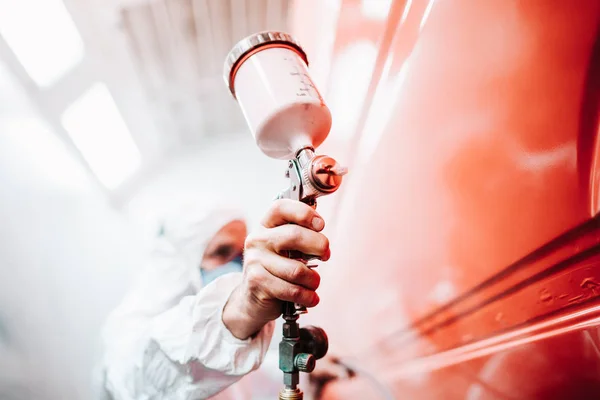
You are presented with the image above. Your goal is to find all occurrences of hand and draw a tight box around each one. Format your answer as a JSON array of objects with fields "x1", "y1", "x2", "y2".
[{"x1": 222, "y1": 199, "x2": 330, "y2": 339}]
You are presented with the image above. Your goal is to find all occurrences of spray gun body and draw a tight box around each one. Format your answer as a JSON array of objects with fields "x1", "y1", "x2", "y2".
[
  {"x1": 224, "y1": 31, "x2": 346, "y2": 399},
  {"x1": 276, "y1": 147, "x2": 344, "y2": 399}
]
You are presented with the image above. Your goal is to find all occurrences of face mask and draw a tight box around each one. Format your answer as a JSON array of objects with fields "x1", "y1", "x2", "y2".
[{"x1": 200, "y1": 255, "x2": 243, "y2": 286}]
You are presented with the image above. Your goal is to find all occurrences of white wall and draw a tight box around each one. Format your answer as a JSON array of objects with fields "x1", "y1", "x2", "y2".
[
  {"x1": 123, "y1": 134, "x2": 289, "y2": 241},
  {"x1": 0, "y1": 60, "x2": 148, "y2": 399}
]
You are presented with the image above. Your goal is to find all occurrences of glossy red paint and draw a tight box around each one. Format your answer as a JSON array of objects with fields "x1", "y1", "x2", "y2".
[{"x1": 292, "y1": 0, "x2": 600, "y2": 398}]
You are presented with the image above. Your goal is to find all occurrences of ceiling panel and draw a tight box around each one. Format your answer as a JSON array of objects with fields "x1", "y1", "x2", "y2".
[{"x1": 118, "y1": 0, "x2": 291, "y2": 143}]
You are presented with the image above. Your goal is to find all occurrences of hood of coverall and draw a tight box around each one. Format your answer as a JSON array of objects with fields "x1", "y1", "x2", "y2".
[{"x1": 159, "y1": 197, "x2": 246, "y2": 283}]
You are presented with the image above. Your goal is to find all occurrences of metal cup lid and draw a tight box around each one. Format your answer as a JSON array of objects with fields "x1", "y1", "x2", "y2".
[{"x1": 223, "y1": 31, "x2": 308, "y2": 98}]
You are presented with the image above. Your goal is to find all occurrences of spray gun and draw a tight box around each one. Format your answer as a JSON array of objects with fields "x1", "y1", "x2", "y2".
[{"x1": 224, "y1": 32, "x2": 347, "y2": 400}]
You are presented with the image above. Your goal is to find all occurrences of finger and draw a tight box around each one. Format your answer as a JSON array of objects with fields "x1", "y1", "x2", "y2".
[
  {"x1": 268, "y1": 224, "x2": 330, "y2": 260},
  {"x1": 262, "y1": 199, "x2": 325, "y2": 231},
  {"x1": 264, "y1": 275, "x2": 320, "y2": 308},
  {"x1": 260, "y1": 251, "x2": 321, "y2": 290},
  {"x1": 245, "y1": 227, "x2": 331, "y2": 261}
]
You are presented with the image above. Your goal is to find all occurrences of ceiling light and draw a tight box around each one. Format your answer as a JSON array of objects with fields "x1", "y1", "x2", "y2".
[
  {"x1": 61, "y1": 83, "x2": 141, "y2": 190},
  {"x1": 0, "y1": 0, "x2": 85, "y2": 87}
]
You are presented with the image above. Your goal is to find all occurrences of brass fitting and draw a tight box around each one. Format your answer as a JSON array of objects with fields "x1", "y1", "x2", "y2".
[{"x1": 279, "y1": 387, "x2": 303, "y2": 400}]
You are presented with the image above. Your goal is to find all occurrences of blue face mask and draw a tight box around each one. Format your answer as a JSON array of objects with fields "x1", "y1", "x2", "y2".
[{"x1": 200, "y1": 255, "x2": 243, "y2": 286}]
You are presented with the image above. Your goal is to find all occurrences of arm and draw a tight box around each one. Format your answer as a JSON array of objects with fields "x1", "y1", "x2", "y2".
[
  {"x1": 103, "y1": 271, "x2": 274, "y2": 400},
  {"x1": 101, "y1": 237, "x2": 275, "y2": 400}
]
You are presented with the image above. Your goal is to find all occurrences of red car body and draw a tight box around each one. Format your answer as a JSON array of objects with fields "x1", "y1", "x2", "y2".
[{"x1": 291, "y1": 0, "x2": 600, "y2": 398}]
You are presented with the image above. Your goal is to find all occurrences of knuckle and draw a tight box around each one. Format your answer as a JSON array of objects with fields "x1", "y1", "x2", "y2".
[
  {"x1": 245, "y1": 230, "x2": 267, "y2": 249},
  {"x1": 269, "y1": 200, "x2": 286, "y2": 216},
  {"x1": 290, "y1": 262, "x2": 306, "y2": 282},
  {"x1": 299, "y1": 205, "x2": 314, "y2": 225},
  {"x1": 278, "y1": 224, "x2": 302, "y2": 247},
  {"x1": 244, "y1": 234, "x2": 258, "y2": 249},
  {"x1": 287, "y1": 285, "x2": 304, "y2": 302},
  {"x1": 244, "y1": 265, "x2": 263, "y2": 289},
  {"x1": 261, "y1": 201, "x2": 283, "y2": 227},
  {"x1": 242, "y1": 248, "x2": 259, "y2": 265},
  {"x1": 254, "y1": 288, "x2": 271, "y2": 304},
  {"x1": 252, "y1": 290, "x2": 271, "y2": 303}
]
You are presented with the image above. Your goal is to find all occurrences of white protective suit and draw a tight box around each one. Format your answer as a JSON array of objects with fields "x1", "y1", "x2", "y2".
[{"x1": 100, "y1": 200, "x2": 276, "y2": 400}]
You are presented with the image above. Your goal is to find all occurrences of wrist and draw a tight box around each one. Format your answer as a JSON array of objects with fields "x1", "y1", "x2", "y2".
[{"x1": 222, "y1": 284, "x2": 267, "y2": 340}]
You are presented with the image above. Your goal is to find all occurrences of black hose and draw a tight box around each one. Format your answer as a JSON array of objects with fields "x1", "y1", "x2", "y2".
[
  {"x1": 336, "y1": 358, "x2": 395, "y2": 400},
  {"x1": 310, "y1": 358, "x2": 395, "y2": 400}
]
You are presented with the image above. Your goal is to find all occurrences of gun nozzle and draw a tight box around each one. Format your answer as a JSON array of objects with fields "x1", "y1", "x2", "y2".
[{"x1": 330, "y1": 166, "x2": 348, "y2": 176}]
